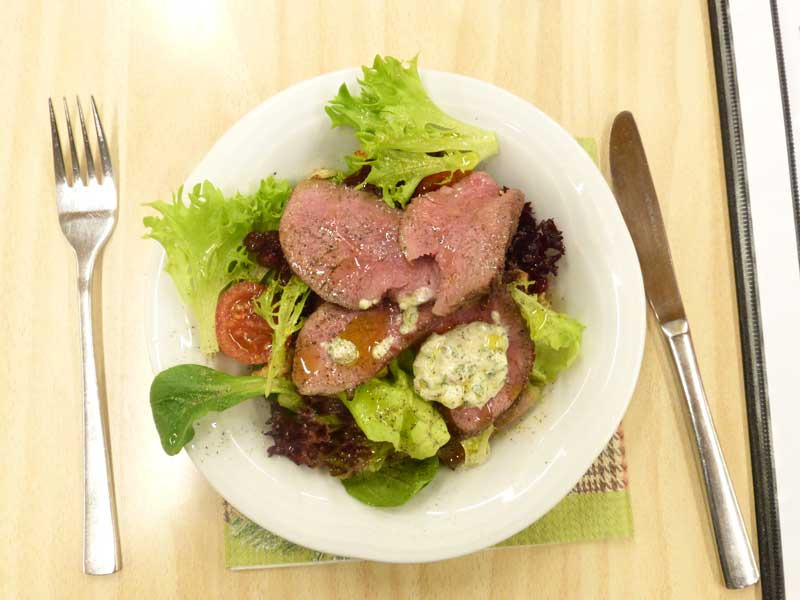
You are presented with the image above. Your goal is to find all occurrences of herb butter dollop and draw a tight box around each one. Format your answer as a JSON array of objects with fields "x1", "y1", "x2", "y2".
[
  {"x1": 322, "y1": 337, "x2": 359, "y2": 365},
  {"x1": 412, "y1": 322, "x2": 509, "y2": 409},
  {"x1": 399, "y1": 305, "x2": 419, "y2": 334},
  {"x1": 371, "y1": 335, "x2": 396, "y2": 360},
  {"x1": 397, "y1": 287, "x2": 433, "y2": 310}
]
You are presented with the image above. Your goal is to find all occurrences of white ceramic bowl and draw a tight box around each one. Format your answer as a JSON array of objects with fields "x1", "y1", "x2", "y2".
[{"x1": 147, "y1": 68, "x2": 645, "y2": 563}]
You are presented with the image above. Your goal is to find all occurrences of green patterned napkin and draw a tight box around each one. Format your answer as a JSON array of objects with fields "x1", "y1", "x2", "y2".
[{"x1": 223, "y1": 138, "x2": 634, "y2": 569}]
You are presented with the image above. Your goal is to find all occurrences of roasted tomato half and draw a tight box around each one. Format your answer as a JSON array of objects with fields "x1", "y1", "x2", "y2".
[{"x1": 215, "y1": 281, "x2": 273, "y2": 364}]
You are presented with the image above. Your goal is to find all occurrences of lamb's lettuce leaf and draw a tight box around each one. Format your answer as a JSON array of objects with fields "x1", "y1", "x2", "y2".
[{"x1": 150, "y1": 365, "x2": 266, "y2": 455}]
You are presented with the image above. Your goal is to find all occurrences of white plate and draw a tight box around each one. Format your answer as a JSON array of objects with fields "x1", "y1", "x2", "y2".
[{"x1": 147, "y1": 68, "x2": 646, "y2": 563}]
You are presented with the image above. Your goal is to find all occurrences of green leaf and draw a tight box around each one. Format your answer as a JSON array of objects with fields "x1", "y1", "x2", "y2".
[
  {"x1": 344, "y1": 361, "x2": 450, "y2": 459},
  {"x1": 150, "y1": 364, "x2": 266, "y2": 455},
  {"x1": 460, "y1": 425, "x2": 494, "y2": 467},
  {"x1": 509, "y1": 283, "x2": 585, "y2": 384},
  {"x1": 143, "y1": 177, "x2": 293, "y2": 354},
  {"x1": 252, "y1": 275, "x2": 310, "y2": 398},
  {"x1": 326, "y1": 55, "x2": 498, "y2": 208},
  {"x1": 274, "y1": 389, "x2": 304, "y2": 412},
  {"x1": 341, "y1": 456, "x2": 439, "y2": 507},
  {"x1": 395, "y1": 347, "x2": 416, "y2": 373}
]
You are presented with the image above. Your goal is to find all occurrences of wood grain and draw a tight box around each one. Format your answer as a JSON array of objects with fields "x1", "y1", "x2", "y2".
[{"x1": 0, "y1": 1, "x2": 760, "y2": 598}]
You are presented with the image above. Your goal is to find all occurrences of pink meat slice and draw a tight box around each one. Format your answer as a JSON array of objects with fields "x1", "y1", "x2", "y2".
[
  {"x1": 292, "y1": 289, "x2": 534, "y2": 438},
  {"x1": 493, "y1": 383, "x2": 540, "y2": 432},
  {"x1": 292, "y1": 302, "x2": 442, "y2": 396},
  {"x1": 292, "y1": 298, "x2": 493, "y2": 396},
  {"x1": 400, "y1": 172, "x2": 525, "y2": 316},
  {"x1": 279, "y1": 179, "x2": 439, "y2": 310}
]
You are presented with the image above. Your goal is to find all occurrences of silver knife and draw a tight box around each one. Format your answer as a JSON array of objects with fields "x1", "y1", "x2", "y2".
[{"x1": 609, "y1": 111, "x2": 759, "y2": 589}]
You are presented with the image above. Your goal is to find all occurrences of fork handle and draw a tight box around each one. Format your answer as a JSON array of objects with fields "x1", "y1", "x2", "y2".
[
  {"x1": 662, "y1": 319, "x2": 758, "y2": 589},
  {"x1": 78, "y1": 259, "x2": 121, "y2": 575}
]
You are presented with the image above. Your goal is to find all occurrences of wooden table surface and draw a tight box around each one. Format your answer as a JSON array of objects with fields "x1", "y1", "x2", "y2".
[{"x1": 1, "y1": 1, "x2": 760, "y2": 598}]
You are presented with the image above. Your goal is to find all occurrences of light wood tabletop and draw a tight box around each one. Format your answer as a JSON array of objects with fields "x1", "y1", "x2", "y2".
[{"x1": 1, "y1": 1, "x2": 760, "y2": 598}]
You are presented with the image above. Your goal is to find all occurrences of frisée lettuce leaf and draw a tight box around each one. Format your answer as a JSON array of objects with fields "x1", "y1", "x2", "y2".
[
  {"x1": 252, "y1": 275, "x2": 311, "y2": 401},
  {"x1": 143, "y1": 177, "x2": 293, "y2": 354},
  {"x1": 326, "y1": 55, "x2": 499, "y2": 208}
]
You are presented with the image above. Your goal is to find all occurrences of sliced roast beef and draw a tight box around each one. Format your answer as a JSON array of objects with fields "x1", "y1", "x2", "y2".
[
  {"x1": 493, "y1": 383, "x2": 541, "y2": 432},
  {"x1": 279, "y1": 179, "x2": 439, "y2": 311},
  {"x1": 399, "y1": 172, "x2": 525, "y2": 316},
  {"x1": 438, "y1": 381, "x2": 540, "y2": 470},
  {"x1": 292, "y1": 296, "x2": 494, "y2": 396},
  {"x1": 439, "y1": 289, "x2": 535, "y2": 437},
  {"x1": 292, "y1": 301, "x2": 442, "y2": 396},
  {"x1": 293, "y1": 288, "x2": 534, "y2": 438}
]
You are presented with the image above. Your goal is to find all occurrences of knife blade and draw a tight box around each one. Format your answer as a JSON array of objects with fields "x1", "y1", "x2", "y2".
[
  {"x1": 609, "y1": 111, "x2": 759, "y2": 589},
  {"x1": 608, "y1": 112, "x2": 685, "y2": 324}
]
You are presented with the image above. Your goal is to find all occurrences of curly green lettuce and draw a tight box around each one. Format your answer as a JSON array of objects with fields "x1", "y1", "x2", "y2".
[
  {"x1": 144, "y1": 177, "x2": 293, "y2": 354},
  {"x1": 510, "y1": 283, "x2": 585, "y2": 384},
  {"x1": 252, "y1": 275, "x2": 311, "y2": 403},
  {"x1": 326, "y1": 55, "x2": 499, "y2": 208}
]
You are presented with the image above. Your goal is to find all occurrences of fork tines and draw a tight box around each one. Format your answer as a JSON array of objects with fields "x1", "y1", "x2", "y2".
[{"x1": 49, "y1": 96, "x2": 113, "y2": 188}]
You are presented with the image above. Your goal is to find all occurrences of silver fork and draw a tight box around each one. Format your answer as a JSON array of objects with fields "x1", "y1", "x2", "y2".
[{"x1": 49, "y1": 97, "x2": 121, "y2": 575}]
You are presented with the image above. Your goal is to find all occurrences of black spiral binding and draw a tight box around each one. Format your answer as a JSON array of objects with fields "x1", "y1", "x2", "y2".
[{"x1": 707, "y1": 1, "x2": 786, "y2": 598}]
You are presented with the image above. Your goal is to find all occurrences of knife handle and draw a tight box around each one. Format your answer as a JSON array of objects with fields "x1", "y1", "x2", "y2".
[{"x1": 662, "y1": 319, "x2": 759, "y2": 589}]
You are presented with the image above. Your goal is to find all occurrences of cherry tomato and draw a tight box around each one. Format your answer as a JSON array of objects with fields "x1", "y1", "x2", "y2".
[{"x1": 215, "y1": 281, "x2": 273, "y2": 364}]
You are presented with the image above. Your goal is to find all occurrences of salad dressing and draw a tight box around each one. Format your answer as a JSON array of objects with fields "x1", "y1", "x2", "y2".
[
  {"x1": 337, "y1": 309, "x2": 392, "y2": 369},
  {"x1": 294, "y1": 307, "x2": 394, "y2": 382}
]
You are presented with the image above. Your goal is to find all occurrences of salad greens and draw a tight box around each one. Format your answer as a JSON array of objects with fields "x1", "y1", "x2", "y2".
[
  {"x1": 150, "y1": 364, "x2": 267, "y2": 455},
  {"x1": 149, "y1": 275, "x2": 310, "y2": 454},
  {"x1": 461, "y1": 425, "x2": 494, "y2": 467},
  {"x1": 326, "y1": 55, "x2": 499, "y2": 208},
  {"x1": 144, "y1": 54, "x2": 587, "y2": 510},
  {"x1": 341, "y1": 456, "x2": 439, "y2": 507},
  {"x1": 344, "y1": 359, "x2": 450, "y2": 460},
  {"x1": 252, "y1": 275, "x2": 310, "y2": 402},
  {"x1": 510, "y1": 282, "x2": 585, "y2": 384},
  {"x1": 144, "y1": 177, "x2": 292, "y2": 354}
]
